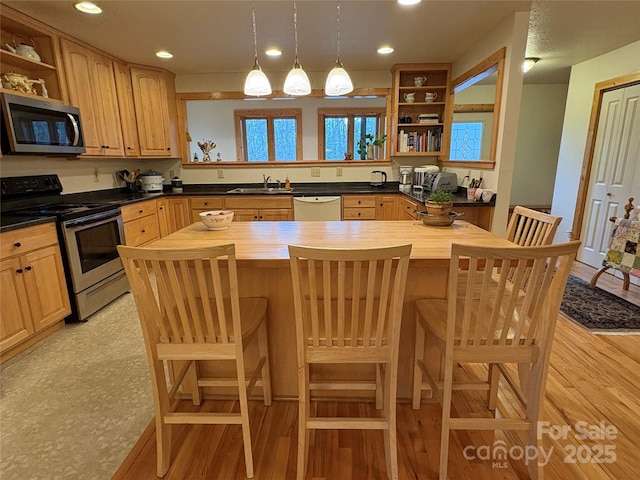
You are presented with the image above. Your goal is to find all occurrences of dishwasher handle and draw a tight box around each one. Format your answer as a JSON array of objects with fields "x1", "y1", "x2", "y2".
[{"x1": 294, "y1": 196, "x2": 341, "y2": 204}]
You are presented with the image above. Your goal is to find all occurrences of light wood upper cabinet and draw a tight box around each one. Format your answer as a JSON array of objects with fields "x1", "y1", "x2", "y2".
[
  {"x1": 113, "y1": 61, "x2": 140, "y2": 156},
  {"x1": 60, "y1": 38, "x2": 124, "y2": 156},
  {"x1": 130, "y1": 67, "x2": 178, "y2": 157}
]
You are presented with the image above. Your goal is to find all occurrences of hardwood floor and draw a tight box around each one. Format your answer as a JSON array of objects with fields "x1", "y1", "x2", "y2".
[{"x1": 113, "y1": 262, "x2": 640, "y2": 480}]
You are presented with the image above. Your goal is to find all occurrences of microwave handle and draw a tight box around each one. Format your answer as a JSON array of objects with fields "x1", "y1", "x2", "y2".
[{"x1": 67, "y1": 113, "x2": 80, "y2": 146}]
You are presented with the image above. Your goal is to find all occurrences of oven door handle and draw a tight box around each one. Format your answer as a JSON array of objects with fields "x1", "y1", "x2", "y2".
[
  {"x1": 64, "y1": 209, "x2": 121, "y2": 230},
  {"x1": 67, "y1": 113, "x2": 80, "y2": 147}
]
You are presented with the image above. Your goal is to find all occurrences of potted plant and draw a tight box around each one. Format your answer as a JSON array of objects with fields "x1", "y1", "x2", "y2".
[
  {"x1": 425, "y1": 189, "x2": 454, "y2": 216},
  {"x1": 356, "y1": 134, "x2": 387, "y2": 160}
]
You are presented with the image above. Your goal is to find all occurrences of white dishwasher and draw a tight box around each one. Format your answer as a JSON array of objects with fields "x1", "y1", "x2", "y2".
[{"x1": 293, "y1": 196, "x2": 342, "y2": 221}]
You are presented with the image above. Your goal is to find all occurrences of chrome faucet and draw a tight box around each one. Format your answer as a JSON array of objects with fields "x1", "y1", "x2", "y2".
[{"x1": 263, "y1": 174, "x2": 271, "y2": 189}]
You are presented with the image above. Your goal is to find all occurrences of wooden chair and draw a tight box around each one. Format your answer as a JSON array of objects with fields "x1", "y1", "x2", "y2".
[
  {"x1": 506, "y1": 206, "x2": 561, "y2": 246},
  {"x1": 590, "y1": 197, "x2": 638, "y2": 291},
  {"x1": 412, "y1": 241, "x2": 580, "y2": 480},
  {"x1": 117, "y1": 244, "x2": 272, "y2": 478},
  {"x1": 288, "y1": 244, "x2": 411, "y2": 480}
]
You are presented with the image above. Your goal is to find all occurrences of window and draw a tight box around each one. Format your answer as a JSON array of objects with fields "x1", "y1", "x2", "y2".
[
  {"x1": 235, "y1": 109, "x2": 302, "y2": 162},
  {"x1": 318, "y1": 108, "x2": 386, "y2": 160},
  {"x1": 450, "y1": 122, "x2": 484, "y2": 161}
]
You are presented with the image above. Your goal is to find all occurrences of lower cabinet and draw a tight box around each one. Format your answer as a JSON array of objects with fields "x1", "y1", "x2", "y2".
[
  {"x1": 121, "y1": 200, "x2": 160, "y2": 246},
  {"x1": 401, "y1": 196, "x2": 421, "y2": 220},
  {"x1": 342, "y1": 195, "x2": 400, "y2": 220},
  {"x1": 189, "y1": 196, "x2": 225, "y2": 223},
  {"x1": 223, "y1": 196, "x2": 293, "y2": 222},
  {"x1": 158, "y1": 197, "x2": 191, "y2": 236},
  {"x1": 0, "y1": 223, "x2": 71, "y2": 361},
  {"x1": 454, "y1": 206, "x2": 494, "y2": 231}
]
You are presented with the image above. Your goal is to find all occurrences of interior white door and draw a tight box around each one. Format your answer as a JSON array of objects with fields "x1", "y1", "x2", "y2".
[{"x1": 579, "y1": 84, "x2": 640, "y2": 271}]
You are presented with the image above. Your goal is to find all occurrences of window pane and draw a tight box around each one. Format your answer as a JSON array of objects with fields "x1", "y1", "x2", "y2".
[
  {"x1": 274, "y1": 118, "x2": 297, "y2": 161},
  {"x1": 354, "y1": 116, "x2": 378, "y2": 159},
  {"x1": 450, "y1": 122, "x2": 483, "y2": 160},
  {"x1": 245, "y1": 119, "x2": 268, "y2": 162},
  {"x1": 324, "y1": 117, "x2": 348, "y2": 160}
]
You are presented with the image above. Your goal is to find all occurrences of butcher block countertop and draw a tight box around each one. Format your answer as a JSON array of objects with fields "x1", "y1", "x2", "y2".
[
  {"x1": 149, "y1": 219, "x2": 512, "y2": 265},
  {"x1": 148, "y1": 219, "x2": 514, "y2": 399}
]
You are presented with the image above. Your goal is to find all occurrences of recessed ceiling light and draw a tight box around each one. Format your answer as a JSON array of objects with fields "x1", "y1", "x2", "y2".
[
  {"x1": 522, "y1": 57, "x2": 540, "y2": 73},
  {"x1": 156, "y1": 50, "x2": 173, "y2": 59},
  {"x1": 398, "y1": 0, "x2": 422, "y2": 5},
  {"x1": 265, "y1": 49, "x2": 282, "y2": 57},
  {"x1": 74, "y1": 2, "x2": 102, "y2": 14},
  {"x1": 377, "y1": 46, "x2": 394, "y2": 55}
]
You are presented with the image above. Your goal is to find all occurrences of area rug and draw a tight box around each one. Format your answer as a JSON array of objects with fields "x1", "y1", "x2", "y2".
[{"x1": 560, "y1": 275, "x2": 640, "y2": 333}]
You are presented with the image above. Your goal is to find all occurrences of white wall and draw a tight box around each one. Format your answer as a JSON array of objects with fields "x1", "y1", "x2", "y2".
[
  {"x1": 0, "y1": 156, "x2": 179, "y2": 195},
  {"x1": 551, "y1": 40, "x2": 640, "y2": 243},
  {"x1": 510, "y1": 84, "x2": 568, "y2": 207}
]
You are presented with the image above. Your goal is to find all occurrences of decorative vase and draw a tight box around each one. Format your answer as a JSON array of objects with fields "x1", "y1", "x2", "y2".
[
  {"x1": 367, "y1": 144, "x2": 375, "y2": 160},
  {"x1": 425, "y1": 201, "x2": 453, "y2": 216}
]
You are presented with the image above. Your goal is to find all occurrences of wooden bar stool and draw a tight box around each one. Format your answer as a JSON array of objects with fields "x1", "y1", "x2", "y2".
[
  {"x1": 117, "y1": 244, "x2": 272, "y2": 478},
  {"x1": 288, "y1": 244, "x2": 411, "y2": 480},
  {"x1": 412, "y1": 241, "x2": 580, "y2": 480}
]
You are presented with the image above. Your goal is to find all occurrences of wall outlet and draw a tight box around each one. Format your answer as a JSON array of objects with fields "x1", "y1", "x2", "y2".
[
  {"x1": 93, "y1": 168, "x2": 99, "y2": 183},
  {"x1": 217, "y1": 169, "x2": 224, "y2": 178},
  {"x1": 311, "y1": 167, "x2": 320, "y2": 177},
  {"x1": 336, "y1": 167, "x2": 343, "y2": 177}
]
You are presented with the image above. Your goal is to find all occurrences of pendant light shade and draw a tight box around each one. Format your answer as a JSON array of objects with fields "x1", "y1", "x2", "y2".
[
  {"x1": 284, "y1": 0, "x2": 311, "y2": 96},
  {"x1": 244, "y1": 2, "x2": 272, "y2": 96},
  {"x1": 325, "y1": 1, "x2": 353, "y2": 96}
]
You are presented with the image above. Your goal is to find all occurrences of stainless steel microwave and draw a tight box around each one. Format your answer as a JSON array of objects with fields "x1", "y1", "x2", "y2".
[{"x1": 1, "y1": 93, "x2": 86, "y2": 155}]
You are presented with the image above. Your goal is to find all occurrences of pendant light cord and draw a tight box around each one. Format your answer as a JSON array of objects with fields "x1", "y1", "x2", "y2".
[
  {"x1": 293, "y1": 0, "x2": 300, "y2": 67},
  {"x1": 336, "y1": 0, "x2": 342, "y2": 64},
  {"x1": 251, "y1": 1, "x2": 259, "y2": 62}
]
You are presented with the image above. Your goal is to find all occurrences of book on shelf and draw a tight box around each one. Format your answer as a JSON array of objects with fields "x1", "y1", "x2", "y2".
[{"x1": 397, "y1": 128, "x2": 442, "y2": 153}]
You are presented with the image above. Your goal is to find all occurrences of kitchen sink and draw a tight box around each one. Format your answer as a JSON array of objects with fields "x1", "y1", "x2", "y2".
[{"x1": 226, "y1": 187, "x2": 294, "y2": 194}]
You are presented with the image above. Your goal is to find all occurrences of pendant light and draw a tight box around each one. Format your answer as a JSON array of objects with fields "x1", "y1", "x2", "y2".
[
  {"x1": 284, "y1": 0, "x2": 311, "y2": 96},
  {"x1": 325, "y1": 0, "x2": 353, "y2": 96},
  {"x1": 244, "y1": 1, "x2": 272, "y2": 96}
]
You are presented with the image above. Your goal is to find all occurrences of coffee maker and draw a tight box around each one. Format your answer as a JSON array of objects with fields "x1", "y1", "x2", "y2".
[{"x1": 399, "y1": 166, "x2": 412, "y2": 192}]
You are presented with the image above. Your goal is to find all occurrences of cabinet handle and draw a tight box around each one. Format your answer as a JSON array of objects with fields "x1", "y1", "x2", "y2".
[
  {"x1": 127, "y1": 146, "x2": 132, "y2": 150},
  {"x1": 139, "y1": 209, "x2": 143, "y2": 214},
  {"x1": 159, "y1": 206, "x2": 164, "y2": 210},
  {"x1": 204, "y1": 202, "x2": 208, "y2": 206},
  {"x1": 166, "y1": 147, "x2": 171, "y2": 151},
  {"x1": 141, "y1": 229, "x2": 146, "y2": 233},
  {"x1": 14, "y1": 242, "x2": 21, "y2": 247},
  {"x1": 358, "y1": 212, "x2": 361, "y2": 216},
  {"x1": 16, "y1": 268, "x2": 23, "y2": 274},
  {"x1": 25, "y1": 265, "x2": 32, "y2": 271},
  {"x1": 254, "y1": 216, "x2": 259, "y2": 220},
  {"x1": 358, "y1": 200, "x2": 361, "y2": 204}
]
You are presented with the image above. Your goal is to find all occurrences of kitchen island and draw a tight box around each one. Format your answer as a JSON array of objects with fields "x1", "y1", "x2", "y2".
[{"x1": 148, "y1": 219, "x2": 514, "y2": 399}]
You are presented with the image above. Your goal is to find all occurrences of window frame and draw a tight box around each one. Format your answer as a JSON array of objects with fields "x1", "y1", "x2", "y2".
[
  {"x1": 234, "y1": 108, "x2": 303, "y2": 162},
  {"x1": 317, "y1": 107, "x2": 387, "y2": 161}
]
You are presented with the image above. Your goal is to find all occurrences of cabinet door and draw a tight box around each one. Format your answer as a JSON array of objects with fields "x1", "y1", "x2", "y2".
[
  {"x1": 92, "y1": 53, "x2": 124, "y2": 155},
  {"x1": 169, "y1": 198, "x2": 191, "y2": 231},
  {"x1": 21, "y1": 245, "x2": 71, "y2": 332},
  {"x1": 0, "y1": 257, "x2": 33, "y2": 352},
  {"x1": 61, "y1": 39, "x2": 102, "y2": 155},
  {"x1": 376, "y1": 195, "x2": 400, "y2": 220},
  {"x1": 233, "y1": 209, "x2": 260, "y2": 222},
  {"x1": 157, "y1": 198, "x2": 171, "y2": 237},
  {"x1": 113, "y1": 61, "x2": 140, "y2": 156},
  {"x1": 130, "y1": 67, "x2": 172, "y2": 156},
  {"x1": 60, "y1": 39, "x2": 123, "y2": 156},
  {"x1": 260, "y1": 209, "x2": 293, "y2": 221}
]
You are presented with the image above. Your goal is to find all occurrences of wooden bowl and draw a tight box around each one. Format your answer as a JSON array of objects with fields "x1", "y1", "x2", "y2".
[{"x1": 419, "y1": 211, "x2": 464, "y2": 227}]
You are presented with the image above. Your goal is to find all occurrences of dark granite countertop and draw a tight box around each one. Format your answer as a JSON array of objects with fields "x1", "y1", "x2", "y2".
[{"x1": 1, "y1": 182, "x2": 494, "y2": 232}]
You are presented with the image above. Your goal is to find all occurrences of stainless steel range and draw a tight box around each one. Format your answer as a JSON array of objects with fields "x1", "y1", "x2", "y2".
[{"x1": 1, "y1": 175, "x2": 129, "y2": 322}]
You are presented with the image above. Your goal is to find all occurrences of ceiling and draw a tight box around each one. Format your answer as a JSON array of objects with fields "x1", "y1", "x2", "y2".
[{"x1": 4, "y1": 0, "x2": 640, "y2": 85}]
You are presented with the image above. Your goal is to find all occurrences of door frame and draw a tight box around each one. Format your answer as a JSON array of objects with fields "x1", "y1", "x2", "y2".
[{"x1": 571, "y1": 72, "x2": 640, "y2": 240}]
